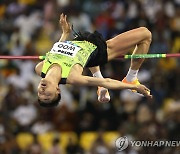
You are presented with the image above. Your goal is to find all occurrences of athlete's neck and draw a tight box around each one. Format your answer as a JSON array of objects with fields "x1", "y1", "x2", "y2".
[{"x1": 45, "y1": 64, "x2": 62, "y2": 84}]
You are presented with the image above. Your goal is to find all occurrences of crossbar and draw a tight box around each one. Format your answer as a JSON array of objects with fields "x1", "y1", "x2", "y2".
[{"x1": 0, "y1": 54, "x2": 179, "y2": 60}]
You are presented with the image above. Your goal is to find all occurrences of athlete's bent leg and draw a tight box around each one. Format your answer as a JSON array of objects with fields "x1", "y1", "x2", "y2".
[
  {"x1": 106, "y1": 27, "x2": 152, "y2": 94},
  {"x1": 106, "y1": 27, "x2": 152, "y2": 66}
]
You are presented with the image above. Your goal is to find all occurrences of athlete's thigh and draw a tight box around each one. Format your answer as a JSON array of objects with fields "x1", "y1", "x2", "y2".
[{"x1": 106, "y1": 27, "x2": 149, "y2": 60}]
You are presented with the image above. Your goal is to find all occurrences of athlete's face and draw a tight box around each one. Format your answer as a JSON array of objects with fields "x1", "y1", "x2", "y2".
[{"x1": 37, "y1": 79, "x2": 60, "y2": 102}]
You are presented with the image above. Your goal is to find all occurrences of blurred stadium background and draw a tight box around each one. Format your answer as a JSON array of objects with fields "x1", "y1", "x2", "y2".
[{"x1": 0, "y1": 0, "x2": 179, "y2": 154}]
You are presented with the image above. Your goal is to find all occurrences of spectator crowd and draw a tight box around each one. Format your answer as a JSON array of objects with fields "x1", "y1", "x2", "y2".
[{"x1": 0, "y1": 0, "x2": 179, "y2": 153}]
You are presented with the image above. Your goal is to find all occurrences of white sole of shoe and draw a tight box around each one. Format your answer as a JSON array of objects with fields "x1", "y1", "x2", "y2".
[{"x1": 98, "y1": 89, "x2": 110, "y2": 103}]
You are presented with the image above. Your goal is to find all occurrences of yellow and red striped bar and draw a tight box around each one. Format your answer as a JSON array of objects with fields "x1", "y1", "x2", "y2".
[{"x1": 0, "y1": 54, "x2": 180, "y2": 60}]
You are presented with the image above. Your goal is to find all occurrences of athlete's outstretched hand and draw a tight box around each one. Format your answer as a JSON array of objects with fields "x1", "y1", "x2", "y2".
[
  {"x1": 59, "y1": 13, "x2": 71, "y2": 34},
  {"x1": 136, "y1": 84, "x2": 152, "y2": 98}
]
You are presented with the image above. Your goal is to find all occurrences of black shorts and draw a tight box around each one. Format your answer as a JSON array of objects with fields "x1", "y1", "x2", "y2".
[
  {"x1": 85, "y1": 31, "x2": 108, "y2": 67},
  {"x1": 73, "y1": 30, "x2": 108, "y2": 67},
  {"x1": 85, "y1": 47, "x2": 108, "y2": 67}
]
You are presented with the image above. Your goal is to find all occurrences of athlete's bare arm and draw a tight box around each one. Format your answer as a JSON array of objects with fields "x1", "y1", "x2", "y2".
[
  {"x1": 59, "y1": 13, "x2": 71, "y2": 42},
  {"x1": 35, "y1": 14, "x2": 71, "y2": 76},
  {"x1": 68, "y1": 75, "x2": 152, "y2": 98}
]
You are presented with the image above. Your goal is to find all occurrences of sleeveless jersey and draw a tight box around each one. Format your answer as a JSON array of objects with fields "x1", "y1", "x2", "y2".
[{"x1": 41, "y1": 41, "x2": 97, "y2": 84}]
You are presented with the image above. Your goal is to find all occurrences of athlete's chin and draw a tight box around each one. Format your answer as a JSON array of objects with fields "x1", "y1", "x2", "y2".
[{"x1": 40, "y1": 78, "x2": 47, "y2": 84}]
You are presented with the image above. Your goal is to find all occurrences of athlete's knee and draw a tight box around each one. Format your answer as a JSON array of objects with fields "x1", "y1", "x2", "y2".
[
  {"x1": 139, "y1": 27, "x2": 152, "y2": 42},
  {"x1": 106, "y1": 40, "x2": 113, "y2": 50}
]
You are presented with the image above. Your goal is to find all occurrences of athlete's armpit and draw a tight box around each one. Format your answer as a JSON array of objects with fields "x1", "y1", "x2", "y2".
[{"x1": 35, "y1": 61, "x2": 44, "y2": 76}]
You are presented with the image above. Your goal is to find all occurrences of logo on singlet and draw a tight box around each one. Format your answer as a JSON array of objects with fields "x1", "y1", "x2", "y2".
[{"x1": 50, "y1": 42, "x2": 81, "y2": 57}]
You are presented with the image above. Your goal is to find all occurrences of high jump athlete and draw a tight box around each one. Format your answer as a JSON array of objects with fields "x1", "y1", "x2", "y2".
[{"x1": 35, "y1": 14, "x2": 152, "y2": 107}]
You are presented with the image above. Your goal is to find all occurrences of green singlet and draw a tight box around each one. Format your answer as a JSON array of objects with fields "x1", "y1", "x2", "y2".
[{"x1": 41, "y1": 41, "x2": 97, "y2": 84}]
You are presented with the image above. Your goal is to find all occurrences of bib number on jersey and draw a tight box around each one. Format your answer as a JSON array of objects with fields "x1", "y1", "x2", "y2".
[{"x1": 50, "y1": 42, "x2": 81, "y2": 57}]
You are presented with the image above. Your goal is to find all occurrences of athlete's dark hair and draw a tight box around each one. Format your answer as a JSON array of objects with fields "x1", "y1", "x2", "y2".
[
  {"x1": 72, "y1": 25, "x2": 107, "y2": 50},
  {"x1": 73, "y1": 31, "x2": 106, "y2": 48},
  {"x1": 38, "y1": 94, "x2": 61, "y2": 108}
]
